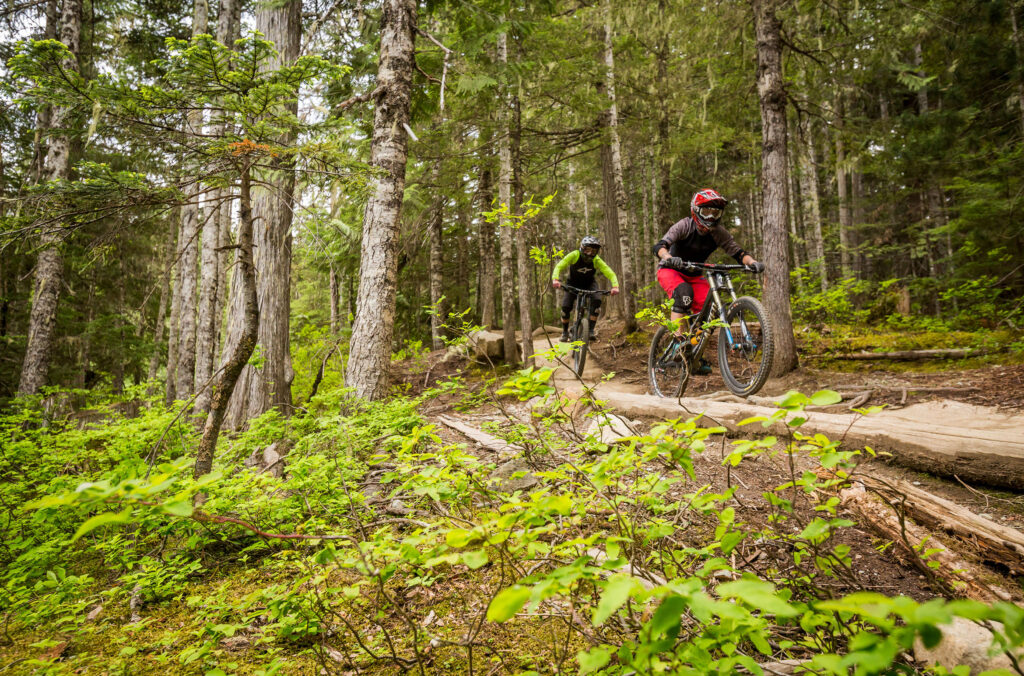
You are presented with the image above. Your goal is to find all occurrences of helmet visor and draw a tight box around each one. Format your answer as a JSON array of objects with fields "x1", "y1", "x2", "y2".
[{"x1": 696, "y1": 206, "x2": 723, "y2": 222}]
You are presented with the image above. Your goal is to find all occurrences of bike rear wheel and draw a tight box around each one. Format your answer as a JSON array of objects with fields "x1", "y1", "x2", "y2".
[
  {"x1": 648, "y1": 326, "x2": 688, "y2": 397},
  {"x1": 717, "y1": 296, "x2": 773, "y2": 397},
  {"x1": 571, "y1": 318, "x2": 590, "y2": 375}
]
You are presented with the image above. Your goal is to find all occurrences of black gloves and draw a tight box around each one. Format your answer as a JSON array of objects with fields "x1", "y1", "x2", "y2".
[
  {"x1": 659, "y1": 257, "x2": 701, "y2": 275},
  {"x1": 747, "y1": 261, "x2": 766, "y2": 273}
]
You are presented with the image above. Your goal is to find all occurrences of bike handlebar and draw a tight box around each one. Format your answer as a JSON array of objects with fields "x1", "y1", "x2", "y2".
[
  {"x1": 562, "y1": 285, "x2": 612, "y2": 295},
  {"x1": 663, "y1": 260, "x2": 763, "y2": 273}
]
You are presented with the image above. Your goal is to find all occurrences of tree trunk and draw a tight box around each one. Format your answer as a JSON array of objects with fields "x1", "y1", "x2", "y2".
[
  {"x1": 512, "y1": 90, "x2": 533, "y2": 366},
  {"x1": 1012, "y1": 2, "x2": 1024, "y2": 135},
  {"x1": 148, "y1": 220, "x2": 176, "y2": 381},
  {"x1": 496, "y1": 30, "x2": 518, "y2": 365},
  {"x1": 476, "y1": 160, "x2": 496, "y2": 328},
  {"x1": 329, "y1": 264, "x2": 340, "y2": 335},
  {"x1": 602, "y1": 0, "x2": 637, "y2": 333},
  {"x1": 224, "y1": 0, "x2": 301, "y2": 425},
  {"x1": 753, "y1": 0, "x2": 798, "y2": 376},
  {"x1": 834, "y1": 92, "x2": 853, "y2": 280},
  {"x1": 193, "y1": 0, "x2": 241, "y2": 414},
  {"x1": 193, "y1": 205, "x2": 221, "y2": 413},
  {"x1": 799, "y1": 118, "x2": 827, "y2": 291},
  {"x1": 172, "y1": 0, "x2": 210, "y2": 401},
  {"x1": 194, "y1": 165, "x2": 259, "y2": 477},
  {"x1": 851, "y1": 162, "x2": 865, "y2": 278},
  {"x1": 428, "y1": 161, "x2": 446, "y2": 351},
  {"x1": 17, "y1": 0, "x2": 82, "y2": 397},
  {"x1": 345, "y1": 0, "x2": 416, "y2": 401},
  {"x1": 165, "y1": 215, "x2": 183, "y2": 404}
]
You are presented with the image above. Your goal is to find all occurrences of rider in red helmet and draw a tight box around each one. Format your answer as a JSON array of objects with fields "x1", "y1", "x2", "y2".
[{"x1": 652, "y1": 189, "x2": 764, "y2": 373}]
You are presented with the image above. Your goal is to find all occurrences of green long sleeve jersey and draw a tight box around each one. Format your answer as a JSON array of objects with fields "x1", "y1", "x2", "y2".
[{"x1": 551, "y1": 250, "x2": 619, "y2": 288}]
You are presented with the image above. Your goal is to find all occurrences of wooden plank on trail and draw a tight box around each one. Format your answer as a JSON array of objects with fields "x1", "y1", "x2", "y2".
[
  {"x1": 589, "y1": 390, "x2": 1024, "y2": 491},
  {"x1": 437, "y1": 415, "x2": 518, "y2": 454}
]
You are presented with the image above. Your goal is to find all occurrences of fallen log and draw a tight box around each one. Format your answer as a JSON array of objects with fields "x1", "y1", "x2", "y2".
[
  {"x1": 826, "y1": 348, "x2": 989, "y2": 361},
  {"x1": 858, "y1": 476, "x2": 1024, "y2": 577},
  {"x1": 586, "y1": 390, "x2": 1024, "y2": 491},
  {"x1": 839, "y1": 482, "x2": 1013, "y2": 603}
]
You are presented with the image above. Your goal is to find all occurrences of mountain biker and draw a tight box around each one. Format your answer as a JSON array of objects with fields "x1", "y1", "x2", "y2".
[
  {"x1": 551, "y1": 235, "x2": 620, "y2": 342},
  {"x1": 653, "y1": 189, "x2": 764, "y2": 373}
]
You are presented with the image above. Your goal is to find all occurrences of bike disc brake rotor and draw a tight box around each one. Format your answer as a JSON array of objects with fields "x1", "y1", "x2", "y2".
[{"x1": 722, "y1": 309, "x2": 765, "y2": 387}]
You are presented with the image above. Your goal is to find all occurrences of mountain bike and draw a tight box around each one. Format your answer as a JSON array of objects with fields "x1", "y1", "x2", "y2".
[
  {"x1": 563, "y1": 285, "x2": 611, "y2": 376},
  {"x1": 648, "y1": 262, "x2": 773, "y2": 398}
]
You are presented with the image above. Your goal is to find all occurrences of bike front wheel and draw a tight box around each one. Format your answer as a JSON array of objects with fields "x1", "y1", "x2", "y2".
[
  {"x1": 717, "y1": 296, "x2": 773, "y2": 397},
  {"x1": 648, "y1": 326, "x2": 688, "y2": 397},
  {"x1": 571, "y1": 318, "x2": 590, "y2": 375}
]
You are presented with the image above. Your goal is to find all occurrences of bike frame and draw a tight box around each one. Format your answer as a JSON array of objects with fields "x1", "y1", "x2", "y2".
[
  {"x1": 564, "y1": 285, "x2": 608, "y2": 336},
  {"x1": 669, "y1": 263, "x2": 756, "y2": 359}
]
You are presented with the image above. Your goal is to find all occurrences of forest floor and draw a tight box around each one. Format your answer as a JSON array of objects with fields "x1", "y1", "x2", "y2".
[{"x1": 397, "y1": 319, "x2": 1024, "y2": 605}]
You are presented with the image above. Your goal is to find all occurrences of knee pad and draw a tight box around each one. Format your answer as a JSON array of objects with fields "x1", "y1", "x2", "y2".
[
  {"x1": 672, "y1": 282, "x2": 694, "y2": 314},
  {"x1": 560, "y1": 307, "x2": 572, "y2": 320}
]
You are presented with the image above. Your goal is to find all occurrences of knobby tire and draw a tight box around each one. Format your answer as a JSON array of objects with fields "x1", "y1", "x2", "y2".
[{"x1": 717, "y1": 296, "x2": 773, "y2": 397}]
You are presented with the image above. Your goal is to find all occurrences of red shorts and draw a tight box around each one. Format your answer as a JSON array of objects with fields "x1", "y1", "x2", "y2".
[{"x1": 657, "y1": 268, "x2": 710, "y2": 313}]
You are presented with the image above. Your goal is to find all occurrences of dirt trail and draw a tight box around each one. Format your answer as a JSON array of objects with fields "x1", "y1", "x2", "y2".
[{"x1": 531, "y1": 328, "x2": 1024, "y2": 491}]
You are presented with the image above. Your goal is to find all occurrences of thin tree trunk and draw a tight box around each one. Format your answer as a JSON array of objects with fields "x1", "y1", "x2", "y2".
[
  {"x1": 753, "y1": 0, "x2": 798, "y2": 375},
  {"x1": 787, "y1": 141, "x2": 803, "y2": 283},
  {"x1": 496, "y1": 30, "x2": 518, "y2": 365},
  {"x1": 148, "y1": 220, "x2": 176, "y2": 381},
  {"x1": 602, "y1": 0, "x2": 637, "y2": 333},
  {"x1": 799, "y1": 118, "x2": 827, "y2": 292},
  {"x1": 194, "y1": 165, "x2": 258, "y2": 478},
  {"x1": 194, "y1": 0, "x2": 240, "y2": 414},
  {"x1": 512, "y1": 89, "x2": 533, "y2": 366},
  {"x1": 345, "y1": 0, "x2": 416, "y2": 401},
  {"x1": 476, "y1": 160, "x2": 496, "y2": 328},
  {"x1": 851, "y1": 162, "x2": 865, "y2": 278},
  {"x1": 834, "y1": 92, "x2": 853, "y2": 280},
  {"x1": 329, "y1": 264, "x2": 340, "y2": 335},
  {"x1": 428, "y1": 161, "x2": 446, "y2": 351},
  {"x1": 172, "y1": 0, "x2": 210, "y2": 401},
  {"x1": 1012, "y1": 2, "x2": 1024, "y2": 135},
  {"x1": 165, "y1": 215, "x2": 184, "y2": 403},
  {"x1": 18, "y1": 0, "x2": 82, "y2": 397}
]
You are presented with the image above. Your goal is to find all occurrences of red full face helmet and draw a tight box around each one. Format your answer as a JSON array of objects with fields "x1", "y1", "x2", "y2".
[{"x1": 690, "y1": 189, "x2": 727, "y2": 233}]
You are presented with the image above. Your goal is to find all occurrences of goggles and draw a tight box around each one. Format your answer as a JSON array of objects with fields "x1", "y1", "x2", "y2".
[{"x1": 696, "y1": 206, "x2": 724, "y2": 221}]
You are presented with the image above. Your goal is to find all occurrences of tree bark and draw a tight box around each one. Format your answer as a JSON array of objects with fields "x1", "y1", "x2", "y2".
[
  {"x1": 512, "y1": 89, "x2": 533, "y2": 366},
  {"x1": 1012, "y1": 1, "x2": 1024, "y2": 135},
  {"x1": 834, "y1": 92, "x2": 853, "y2": 280},
  {"x1": 602, "y1": 0, "x2": 637, "y2": 333},
  {"x1": 172, "y1": 0, "x2": 210, "y2": 401},
  {"x1": 428, "y1": 161, "x2": 446, "y2": 351},
  {"x1": 345, "y1": 0, "x2": 416, "y2": 400},
  {"x1": 476, "y1": 161, "x2": 496, "y2": 329},
  {"x1": 329, "y1": 264, "x2": 340, "y2": 335},
  {"x1": 17, "y1": 0, "x2": 82, "y2": 397},
  {"x1": 194, "y1": 0, "x2": 241, "y2": 414},
  {"x1": 148, "y1": 219, "x2": 176, "y2": 382},
  {"x1": 798, "y1": 118, "x2": 827, "y2": 291},
  {"x1": 165, "y1": 215, "x2": 183, "y2": 404},
  {"x1": 752, "y1": 0, "x2": 798, "y2": 376},
  {"x1": 224, "y1": 0, "x2": 301, "y2": 425},
  {"x1": 194, "y1": 165, "x2": 259, "y2": 478},
  {"x1": 496, "y1": 30, "x2": 518, "y2": 365}
]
